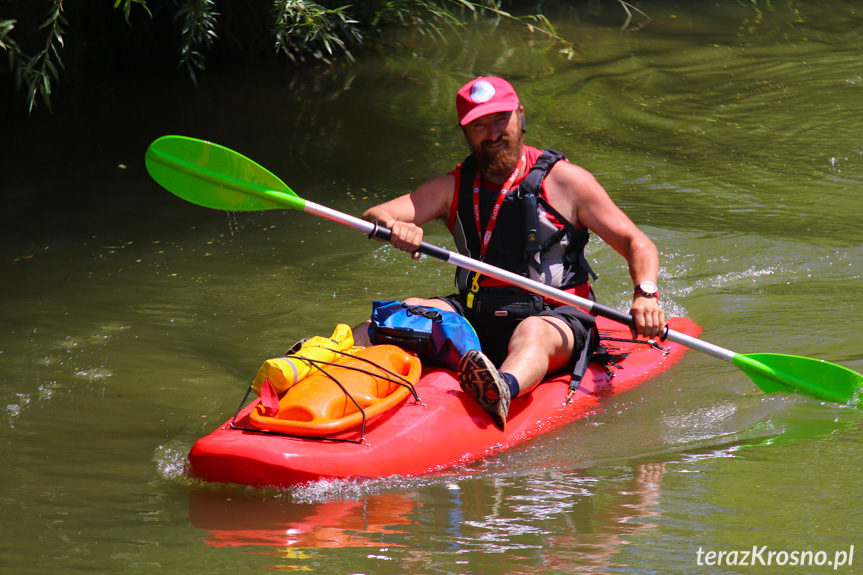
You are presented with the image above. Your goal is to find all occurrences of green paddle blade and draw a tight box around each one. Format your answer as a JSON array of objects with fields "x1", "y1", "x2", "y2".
[
  {"x1": 733, "y1": 353, "x2": 862, "y2": 405},
  {"x1": 145, "y1": 135, "x2": 306, "y2": 212}
]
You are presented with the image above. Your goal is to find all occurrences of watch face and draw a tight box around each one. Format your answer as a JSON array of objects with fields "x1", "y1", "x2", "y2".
[{"x1": 638, "y1": 281, "x2": 658, "y2": 295}]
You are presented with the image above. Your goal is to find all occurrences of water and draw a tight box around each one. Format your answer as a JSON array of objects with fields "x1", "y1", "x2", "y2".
[{"x1": 2, "y1": 1, "x2": 863, "y2": 573}]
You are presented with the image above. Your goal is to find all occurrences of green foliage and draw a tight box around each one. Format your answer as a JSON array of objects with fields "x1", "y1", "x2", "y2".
[
  {"x1": 369, "y1": 0, "x2": 472, "y2": 40},
  {"x1": 272, "y1": 1, "x2": 362, "y2": 64},
  {"x1": 2, "y1": 0, "x2": 67, "y2": 113},
  {"x1": 114, "y1": 0, "x2": 152, "y2": 23},
  {"x1": 0, "y1": 0, "x2": 578, "y2": 114},
  {"x1": 368, "y1": 1, "x2": 574, "y2": 52},
  {"x1": 176, "y1": 0, "x2": 219, "y2": 84},
  {"x1": 0, "y1": 20, "x2": 23, "y2": 67}
]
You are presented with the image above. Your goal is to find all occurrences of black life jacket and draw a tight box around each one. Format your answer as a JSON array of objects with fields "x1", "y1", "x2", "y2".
[{"x1": 449, "y1": 148, "x2": 596, "y2": 293}]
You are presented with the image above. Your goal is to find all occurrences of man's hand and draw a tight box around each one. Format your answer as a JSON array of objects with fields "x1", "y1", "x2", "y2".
[
  {"x1": 386, "y1": 220, "x2": 424, "y2": 260},
  {"x1": 629, "y1": 296, "x2": 666, "y2": 340}
]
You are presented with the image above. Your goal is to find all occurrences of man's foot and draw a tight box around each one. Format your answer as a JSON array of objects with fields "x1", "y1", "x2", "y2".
[{"x1": 457, "y1": 350, "x2": 510, "y2": 431}]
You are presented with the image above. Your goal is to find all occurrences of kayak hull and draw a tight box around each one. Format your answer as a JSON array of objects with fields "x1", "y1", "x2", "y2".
[{"x1": 188, "y1": 317, "x2": 701, "y2": 488}]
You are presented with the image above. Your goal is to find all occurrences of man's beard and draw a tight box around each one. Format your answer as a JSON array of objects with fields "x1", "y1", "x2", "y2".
[{"x1": 472, "y1": 129, "x2": 525, "y2": 180}]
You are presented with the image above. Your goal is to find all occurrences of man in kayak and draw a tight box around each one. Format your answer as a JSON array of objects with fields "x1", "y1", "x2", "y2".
[{"x1": 357, "y1": 76, "x2": 665, "y2": 431}]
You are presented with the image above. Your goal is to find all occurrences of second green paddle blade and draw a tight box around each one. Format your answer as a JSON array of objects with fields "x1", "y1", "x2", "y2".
[{"x1": 735, "y1": 352, "x2": 862, "y2": 404}]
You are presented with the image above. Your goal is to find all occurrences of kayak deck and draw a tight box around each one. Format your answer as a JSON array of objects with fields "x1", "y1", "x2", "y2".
[{"x1": 188, "y1": 316, "x2": 701, "y2": 488}]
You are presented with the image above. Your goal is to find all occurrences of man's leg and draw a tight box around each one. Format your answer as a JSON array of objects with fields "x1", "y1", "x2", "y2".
[
  {"x1": 499, "y1": 315, "x2": 576, "y2": 395},
  {"x1": 458, "y1": 315, "x2": 576, "y2": 431}
]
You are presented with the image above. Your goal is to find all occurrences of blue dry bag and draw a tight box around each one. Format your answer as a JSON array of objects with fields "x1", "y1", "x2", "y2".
[{"x1": 368, "y1": 300, "x2": 481, "y2": 371}]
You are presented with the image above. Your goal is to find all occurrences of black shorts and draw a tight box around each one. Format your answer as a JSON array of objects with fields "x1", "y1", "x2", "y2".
[{"x1": 433, "y1": 290, "x2": 597, "y2": 368}]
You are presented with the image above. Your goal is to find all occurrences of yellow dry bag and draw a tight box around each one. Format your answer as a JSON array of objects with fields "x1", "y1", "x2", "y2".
[{"x1": 251, "y1": 324, "x2": 355, "y2": 396}]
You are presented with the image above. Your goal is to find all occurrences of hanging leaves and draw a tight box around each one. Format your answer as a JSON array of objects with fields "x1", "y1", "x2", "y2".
[
  {"x1": 176, "y1": 0, "x2": 219, "y2": 84},
  {"x1": 0, "y1": 0, "x2": 584, "y2": 114},
  {"x1": 272, "y1": 0, "x2": 361, "y2": 64}
]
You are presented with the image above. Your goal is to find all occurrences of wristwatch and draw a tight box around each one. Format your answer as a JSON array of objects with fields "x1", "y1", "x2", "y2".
[{"x1": 634, "y1": 281, "x2": 659, "y2": 299}]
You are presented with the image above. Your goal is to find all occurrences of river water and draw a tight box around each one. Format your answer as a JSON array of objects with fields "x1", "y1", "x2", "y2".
[{"x1": 2, "y1": 1, "x2": 862, "y2": 573}]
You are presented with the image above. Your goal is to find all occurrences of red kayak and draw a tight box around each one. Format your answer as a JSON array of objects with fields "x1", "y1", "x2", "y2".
[{"x1": 188, "y1": 316, "x2": 701, "y2": 488}]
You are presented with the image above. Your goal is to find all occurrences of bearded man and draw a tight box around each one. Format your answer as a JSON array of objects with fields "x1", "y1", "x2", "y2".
[{"x1": 355, "y1": 76, "x2": 665, "y2": 431}]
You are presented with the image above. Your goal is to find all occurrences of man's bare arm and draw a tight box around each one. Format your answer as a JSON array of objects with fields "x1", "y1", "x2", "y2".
[
  {"x1": 548, "y1": 162, "x2": 666, "y2": 337},
  {"x1": 362, "y1": 174, "x2": 454, "y2": 258}
]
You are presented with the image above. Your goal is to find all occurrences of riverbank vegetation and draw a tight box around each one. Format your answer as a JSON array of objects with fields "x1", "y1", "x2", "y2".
[
  {"x1": 2, "y1": 0, "x2": 610, "y2": 115},
  {"x1": 0, "y1": 1, "x2": 808, "y2": 118}
]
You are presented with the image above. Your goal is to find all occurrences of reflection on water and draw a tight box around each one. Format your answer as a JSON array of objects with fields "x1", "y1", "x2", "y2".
[
  {"x1": 2, "y1": 0, "x2": 863, "y2": 573},
  {"x1": 190, "y1": 490, "x2": 416, "y2": 550},
  {"x1": 188, "y1": 462, "x2": 670, "y2": 573}
]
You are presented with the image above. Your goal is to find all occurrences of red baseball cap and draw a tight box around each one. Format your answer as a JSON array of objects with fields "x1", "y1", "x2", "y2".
[{"x1": 456, "y1": 76, "x2": 520, "y2": 126}]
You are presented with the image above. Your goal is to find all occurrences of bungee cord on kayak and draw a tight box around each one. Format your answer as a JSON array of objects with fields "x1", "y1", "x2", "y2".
[{"x1": 229, "y1": 344, "x2": 422, "y2": 445}]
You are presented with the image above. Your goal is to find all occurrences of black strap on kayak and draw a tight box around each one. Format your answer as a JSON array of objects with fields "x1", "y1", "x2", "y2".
[
  {"x1": 566, "y1": 335, "x2": 596, "y2": 402},
  {"x1": 565, "y1": 334, "x2": 671, "y2": 403},
  {"x1": 329, "y1": 349, "x2": 421, "y2": 402}
]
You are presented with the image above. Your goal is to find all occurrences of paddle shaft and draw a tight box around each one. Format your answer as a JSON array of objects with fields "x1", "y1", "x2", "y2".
[
  {"x1": 300, "y1": 199, "x2": 736, "y2": 363},
  {"x1": 144, "y1": 135, "x2": 862, "y2": 404},
  {"x1": 305, "y1": 198, "x2": 857, "y2": 405}
]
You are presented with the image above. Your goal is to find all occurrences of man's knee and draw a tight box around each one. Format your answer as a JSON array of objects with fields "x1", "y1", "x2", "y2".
[
  {"x1": 509, "y1": 316, "x2": 576, "y2": 374},
  {"x1": 352, "y1": 320, "x2": 372, "y2": 347},
  {"x1": 403, "y1": 297, "x2": 456, "y2": 313},
  {"x1": 513, "y1": 315, "x2": 573, "y2": 348}
]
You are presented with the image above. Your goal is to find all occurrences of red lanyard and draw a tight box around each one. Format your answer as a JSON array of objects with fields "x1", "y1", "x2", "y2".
[{"x1": 472, "y1": 154, "x2": 526, "y2": 259}]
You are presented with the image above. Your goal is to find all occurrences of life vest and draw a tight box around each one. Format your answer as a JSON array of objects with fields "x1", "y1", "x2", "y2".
[{"x1": 447, "y1": 146, "x2": 596, "y2": 294}]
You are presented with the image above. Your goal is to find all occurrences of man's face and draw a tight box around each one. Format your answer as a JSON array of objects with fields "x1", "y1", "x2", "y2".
[{"x1": 463, "y1": 109, "x2": 524, "y2": 179}]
